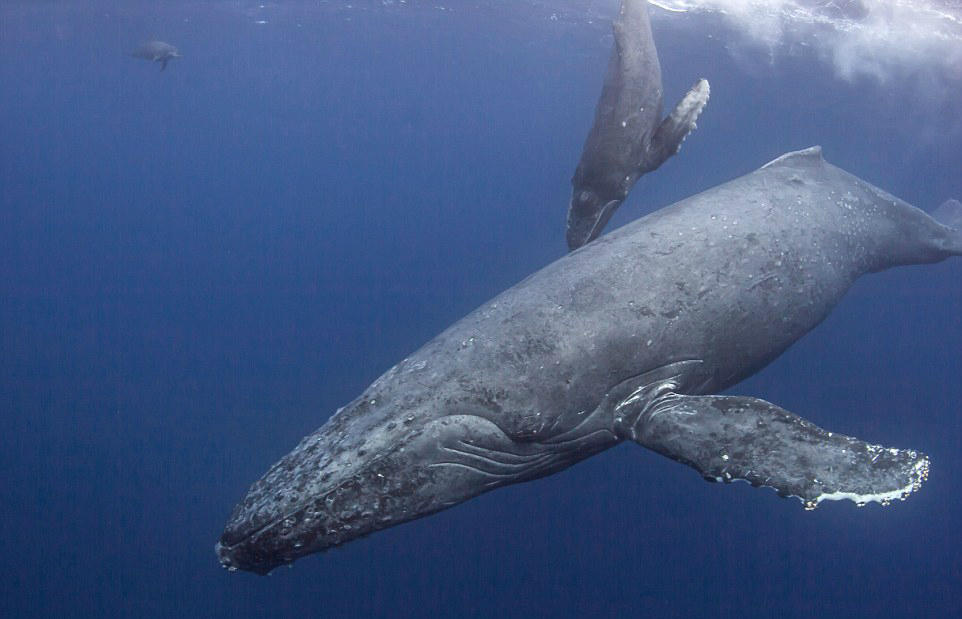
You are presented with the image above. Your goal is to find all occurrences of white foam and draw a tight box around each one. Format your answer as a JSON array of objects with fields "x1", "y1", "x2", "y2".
[{"x1": 651, "y1": 0, "x2": 962, "y2": 84}]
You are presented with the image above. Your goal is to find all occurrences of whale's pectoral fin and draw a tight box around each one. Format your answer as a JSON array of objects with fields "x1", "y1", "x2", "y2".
[
  {"x1": 644, "y1": 79, "x2": 710, "y2": 172},
  {"x1": 160, "y1": 57, "x2": 169, "y2": 71},
  {"x1": 624, "y1": 394, "x2": 929, "y2": 509}
]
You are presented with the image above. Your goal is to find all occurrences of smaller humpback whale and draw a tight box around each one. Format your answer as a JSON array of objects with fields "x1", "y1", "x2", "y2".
[
  {"x1": 217, "y1": 146, "x2": 960, "y2": 574},
  {"x1": 131, "y1": 41, "x2": 180, "y2": 71},
  {"x1": 567, "y1": 0, "x2": 709, "y2": 250}
]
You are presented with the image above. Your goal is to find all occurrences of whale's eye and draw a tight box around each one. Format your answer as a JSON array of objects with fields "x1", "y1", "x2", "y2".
[{"x1": 573, "y1": 190, "x2": 597, "y2": 214}]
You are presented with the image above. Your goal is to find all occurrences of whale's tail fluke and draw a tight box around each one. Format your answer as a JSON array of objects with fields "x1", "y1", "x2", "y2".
[{"x1": 931, "y1": 199, "x2": 962, "y2": 255}]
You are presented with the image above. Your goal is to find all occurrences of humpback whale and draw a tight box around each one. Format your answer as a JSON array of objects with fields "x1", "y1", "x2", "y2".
[
  {"x1": 217, "y1": 146, "x2": 959, "y2": 574},
  {"x1": 567, "y1": 0, "x2": 709, "y2": 250},
  {"x1": 131, "y1": 41, "x2": 180, "y2": 71}
]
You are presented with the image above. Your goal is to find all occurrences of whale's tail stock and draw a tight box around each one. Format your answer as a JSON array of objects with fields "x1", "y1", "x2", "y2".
[{"x1": 932, "y1": 198, "x2": 962, "y2": 255}]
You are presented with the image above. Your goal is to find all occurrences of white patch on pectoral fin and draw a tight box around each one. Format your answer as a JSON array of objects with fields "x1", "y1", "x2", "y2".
[
  {"x1": 646, "y1": 79, "x2": 710, "y2": 170},
  {"x1": 625, "y1": 394, "x2": 929, "y2": 509},
  {"x1": 811, "y1": 455, "x2": 929, "y2": 509}
]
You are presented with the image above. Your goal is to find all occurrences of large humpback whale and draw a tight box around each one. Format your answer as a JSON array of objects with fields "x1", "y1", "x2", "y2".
[
  {"x1": 217, "y1": 146, "x2": 960, "y2": 574},
  {"x1": 567, "y1": 0, "x2": 709, "y2": 250},
  {"x1": 131, "y1": 40, "x2": 180, "y2": 71}
]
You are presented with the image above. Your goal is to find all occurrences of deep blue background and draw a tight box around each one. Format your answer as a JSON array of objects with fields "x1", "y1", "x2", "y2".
[{"x1": 2, "y1": 2, "x2": 960, "y2": 617}]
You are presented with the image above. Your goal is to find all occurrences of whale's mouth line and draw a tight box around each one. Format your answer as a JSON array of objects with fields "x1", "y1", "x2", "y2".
[
  {"x1": 218, "y1": 499, "x2": 317, "y2": 557},
  {"x1": 219, "y1": 521, "x2": 267, "y2": 550},
  {"x1": 218, "y1": 518, "x2": 278, "y2": 554},
  {"x1": 218, "y1": 447, "x2": 402, "y2": 557},
  {"x1": 216, "y1": 508, "x2": 309, "y2": 574}
]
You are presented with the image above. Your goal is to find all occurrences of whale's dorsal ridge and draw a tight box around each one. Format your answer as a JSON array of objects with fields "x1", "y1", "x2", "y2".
[{"x1": 760, "y1": 145, "x2": 825, "y2": 170}]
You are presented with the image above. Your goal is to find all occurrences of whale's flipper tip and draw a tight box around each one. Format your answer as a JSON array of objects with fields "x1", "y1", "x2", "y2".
[
  {"x1": 647, "y1": 78, "x2": 710, "y2": 170},
  {"x1": 160, "y1": 58, "x2": 168, "y2": 71},
  {"x1": 628, "y1": 394, "x2": 929, "y2": 509}
]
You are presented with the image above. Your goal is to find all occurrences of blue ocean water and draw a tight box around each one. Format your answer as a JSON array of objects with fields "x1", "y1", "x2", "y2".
[{"x1": 2, "y1": 1, "x2": 960, "y2": 617}]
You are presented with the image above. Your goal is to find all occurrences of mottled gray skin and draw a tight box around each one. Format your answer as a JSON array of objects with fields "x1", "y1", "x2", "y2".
[
  {"x1": 131, "y1": 41, "x2": 180, "y2": 71},
  {"x1": 217, "y1": 147, "x2": 959, "y2": 574},
  {"x1": 567, "y1": 0, "x2": 709, "y2": 250}
]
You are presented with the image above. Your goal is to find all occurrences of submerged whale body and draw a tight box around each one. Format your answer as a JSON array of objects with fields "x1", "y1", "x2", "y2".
[
  {"x1": 567, "y1": 0, "x2": 709, "y2": 250},
  {"x1": 131, "y1": 40, "x2": 180, "y2": 71},
  {"x1": 217, "y1": 147, "x2": 960, "y2": 574}
]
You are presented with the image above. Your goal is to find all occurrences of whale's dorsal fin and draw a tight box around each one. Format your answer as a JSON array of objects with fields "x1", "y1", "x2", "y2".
[
  {"x1": 932, "y1": 198, "x2": 962, "y2": 229},
  {"x1": 931, "y1": 198, "x2": 962, "y2": 254},
  {"x1": 761, "y1": 146, "x2": 825, "y2": 170}
]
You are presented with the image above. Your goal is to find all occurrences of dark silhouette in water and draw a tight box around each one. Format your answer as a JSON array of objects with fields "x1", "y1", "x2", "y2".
[
  {"x1": 567, "y1": 0, "x2": 708, "y2": 250},
  {"x1": 131, "y1": 40, "x2": 180, "y2": 71}
]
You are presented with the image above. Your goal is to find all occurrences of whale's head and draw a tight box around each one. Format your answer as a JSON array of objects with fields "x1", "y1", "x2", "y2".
[
  {"x1": 215, "y1": 355, "x2": 585, "y2": 574},
  {"x1": 566, "y1": 188, "x2": 622, "y2": 250},
  {"x1": 215, "y1": 391, "x2": 442, "y2": 573}
]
